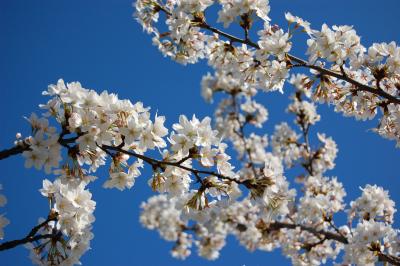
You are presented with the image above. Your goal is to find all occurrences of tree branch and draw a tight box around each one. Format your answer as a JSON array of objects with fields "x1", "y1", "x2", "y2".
[
  {"x1": 378, "y1": 252, "x2": 400, "y2": 265},
  {"x1": 0, "y1": 233, "x2": 58, "y2": 251},
  {"x1": 156, "y1": 6, "x2": 400, "y2": 105},
  {"x1": 0, "y1": 133, "x2": 82, "y2": 161},
  {"x1": 0, "y1": 143, "x2": 30, "y2": 160},
  {"x1": 101, "y1": 144, "x2": 241, "y2": 183},
  {"x1": 268, "y1": 221, "x2": 400, "y2": 265},
  {"x1": 268, "y1": 221, "x2": 348, "y2": 244},
  {"x1": 201, "y1": 23, "x2": 400, "y2": 104},
  {"x1": 230, "y1": 93, "x2": 258, "y2": 177},
  {"x1": 0, "y1": 215, "x2": 58, "y2": 251}
]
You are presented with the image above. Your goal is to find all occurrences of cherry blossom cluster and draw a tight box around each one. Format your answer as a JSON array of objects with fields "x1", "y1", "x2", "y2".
[
  {"x1": 141, "y1": 181, "x2": 398, "y2": 265},
  {"x1": 148, "y1": 114, "x2": 239, "y2": 202},
  {"x1": 25, "y1": 178, "x2": 95, "y2": 266},
  {"x1": 134, "y1": 0, "x2": 400, "y2": 147},
  {"x1": 28, "y1": 79, "x2": 169, "y2": 190},
  {"x1": 343, "y1": 220, "x2": 399, "y2": 265},
  {"x1": 296, "y1": 175, "x2": 346, "y2": 225},
  {"x1": 343, "y1": 185, "x2": 399, "y2": 265},
  {"x1": 217, "y1": 0, "x2": 270, "y2": 28},
  {"x1": 0, "y1": 77, "x2": 398, "y2": 265},
  {"x1": 307, "y1": 24, "x2": 364, "y2": 65},
  {"x1": 0, "y1": 1, "x2": 399, "y2": 265},
  {"x1": 1, "y1": 75, "x2": 396, "y2": 265},
  {"x1": 137, "y1": 71, "x2": 400, "y2": 265},
  {"x1": 201, "y1": 70, "x2": 268, "y2": 166},
  {"x1": 22, "y1": 113, "x2": 62, "y2": 174},
  {"x1": 140, "y1": 195, "x2": 193, "y2": 259},
  {"x1": 348, "y1": 184, "x2": 396, "y2": 224},
  {"x1": 270, "y1": 86, "x2": 337, "y2": 176},
  {"x1": 0, "y1": 79, "x2": 245, "y2": 264},
  {"x1": 1, "y1": 79, "x2": 172, "y2": 264}
]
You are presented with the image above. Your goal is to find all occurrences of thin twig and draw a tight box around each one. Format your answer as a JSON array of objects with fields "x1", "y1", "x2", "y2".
[
  {"x1": 0, "y1": 215, "x2": 58, "y2": 251},
  {"x1": 102, "y1": 144, "x2": 240, "y2": 184},
  {"x1": 156, "y1": 6, "x2": 400, "y2": 105},
  {"x1": 0, "y1": 143, "x2": 30, "y2": 160}
]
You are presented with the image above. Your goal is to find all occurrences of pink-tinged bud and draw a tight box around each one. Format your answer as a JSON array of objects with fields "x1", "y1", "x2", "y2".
[
  {"x1": 26, "y1": 136, "x2": 33, "y2": 144},
  {"x1": 339, "y1": 225, "x2": 350, "y2": 236},
  {"x1": 16, "y1": 132, "x2": 22, "y2": 139},
  {"x1": 119, "y1": 154, "x2": 130, "y2": 162},
  {"x1": 271, "y1": 24, "x2": 280, "y2": 33}
]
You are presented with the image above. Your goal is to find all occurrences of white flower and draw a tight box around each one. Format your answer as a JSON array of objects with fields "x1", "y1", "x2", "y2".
[
  {"x1": 285, "y1": 12, "x2": 312, "y2": 35},
  {"x1": 140, "y1": 195, "x2": 184, "y2": 242},
  {"x1": 217, "y1": 0, "x2": 270, "y2": 28},
  {"x1": 349, "y1": 184, "x2": 396, "y2": 223},
  {"x1": 310, "y1": 133, "x2": 338, "y2": 174},
  {"x1": 23, "y1": 149, "x2": 46, "y2": 170},
  {"x1": 152, "y1": 114, "x2": 168, "y2": 142},
  {"x1": 307, "y1": 24, "x2": 365, "y2": 65},
  {"x1": 68, "y1": 112, "x2": 83, "y2": 130},
  {"x1": 120, "y1": 115, "x2": 143, "y2": 145},
  {"x1": 258, "y1": 26, "x2": 291, "y2": 60},
  {"x1": 103, "y1": 171, "x2": 136, "y2": 191},
  {"x1": 271, "y1": 122, "x2": 302, "y2": 167},
  {"x1": 40, "y1": 179, "x2": 58, "y2": 197},
  {"x1": 344, "y1": 220, "x2": 397, "y2": 265},
  {"x1": 0, "y1": 215, "x2": 10, "y2": 240},
  {"x1": 200, "y1": 146, "x2": 217, "y2": 167},
  {"x1": 29, "y1": 178, "x2": 96, "y2": 264},
  {"x1": 287, "y1": 98, "x2": 320, "y2": 126}
]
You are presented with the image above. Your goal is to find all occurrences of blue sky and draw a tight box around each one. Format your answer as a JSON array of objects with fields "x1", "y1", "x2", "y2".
[{"x1": 0, "y1": 0, "x2": 399, "y2": 265}]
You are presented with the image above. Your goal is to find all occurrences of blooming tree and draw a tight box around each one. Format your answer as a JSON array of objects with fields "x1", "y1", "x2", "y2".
[{"x1": 1, "y1": 0, "x2": 400, "y2": 265}]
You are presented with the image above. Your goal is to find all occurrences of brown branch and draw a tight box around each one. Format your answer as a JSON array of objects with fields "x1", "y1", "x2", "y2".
[
  {"x1": 156, "y1": 6, "x2": 400, "y2": 105},
  {"x1": 0, "y1": 215, "x2": 58, "y2": 251},
  {"x1": 289, "y1": 54, "x2": 400, "y2": 105},
  {"x1": 0, "y1": 233, "x2": 58, "y2": 251},
  {"x1": 102, "y1": 144, "x2": 240, "y2": 183},
  {"x1": 296, "y1": 103, "x2": 314, "y2": 176},
  {"x1": 193, "y1": 171, "x2": 205, "y2": 186},
  {"x1": 230, "y1": 93, "x2": 258, "y2": 177},
  {"x1": 201, "y1": 23, "x2": 400, "y2": 104},
  {"x1": 378, "y1": 252, "x2": 400, "y2": 265},
  {"x1": 301, "y1": 237, "x2": 326, "y2": 251},
  {"x1": 0, "y1": 143, "x2": 30, "y2": 160},
  {"x1": 269, "y1": 222, "x2": 400, "y2": 265},
  {"x1": 0, "y1": 132, "x2": 81, "y2": 161},
  {"x1": 268, "y1": 221, "x2": 348, "y2": 244},
  {"x1": 327, "y1": 219, "x2": 347, "y2": 240}
]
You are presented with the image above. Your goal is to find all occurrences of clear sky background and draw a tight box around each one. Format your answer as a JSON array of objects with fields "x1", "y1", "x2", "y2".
[{"x1": 0, "y1": 1, "x2": 399, "y2": 265}]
